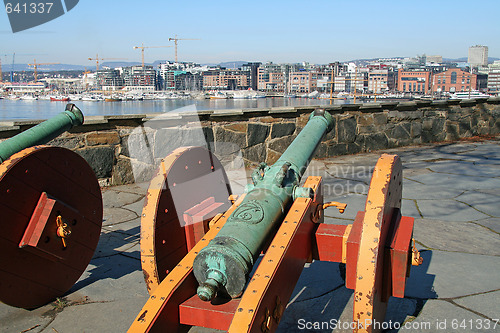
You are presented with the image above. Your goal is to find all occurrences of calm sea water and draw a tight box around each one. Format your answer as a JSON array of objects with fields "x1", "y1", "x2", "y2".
[{"x1": 0, "y1": 98, "x2": 342, "y2": 121}]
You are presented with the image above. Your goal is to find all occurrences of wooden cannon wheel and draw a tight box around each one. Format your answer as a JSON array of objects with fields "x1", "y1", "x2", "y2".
[
  {"x1": 0, "y1": 146, "x2": 103, "y2": 309},
  {"x1": 140, "y1": 146, "x2": 232, "y2": 293},
  {"x1": 354, "y1": 154, "x2": 402, "y2": 333}
]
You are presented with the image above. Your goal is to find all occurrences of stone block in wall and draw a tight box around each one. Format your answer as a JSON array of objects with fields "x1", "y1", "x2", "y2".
[
  {"x1": 76, "y1": 146, "x2": 114, "y2": 179},
  {"x1": 423, "y1": 110, "x2": 446, "y2": 118},
  {"x1": 388, "y1": 110, "x2": 423, "y2": 120},
  {"x1": 214, "y1": 126, "x2": 246, "y2": 155},
  {"x1": 358, "y1": 125, "x2": 379, "y2": 135},
  {"x1": 411, "y1": 122, "x2": 422, "y2": 138},
  {"x1": 112, "y1": 157, "x2": 155, "y2": 185},
  {"x1": 155, "y1": 127, "x2": 210, "y2": 160},
  {"x1": 247, "y1": 123, "x2": 270, "y2": 146},
  {"x1": 327, "y1": 143, "x2": 348, "y2": 156},
  {"x1": 86, "y1": 131, "x2": 120, "y2": 146},
  {"x1": 458, "y1": 118, "x2": 472, "y2": 136},
  {"x1": 243, "y1": 143, "x2": 266, "y2": 163},
  {"x1": 271, "y1": 122, "x2": 296, "y2": 139},
  {"x1": 122, "y1": 131, "x2": 156, "y2": 165},
  {"x1": 356, "y1": 133, "x2": 389, "y2": 152},
  {"x1": 445, "y1": 121, "x2": 460, "y2": 141},
  {"x1": 266, "y1": 149, "x2": 281, "y2": 165},
  {"x1": 358, "y1": 114, "x2": 374, "y2": 126},
  {"x1": 373, "y1": 113, "x2": 388, "y2": 125},
  {"x1": 268, "y1": 136, "x2": 295, "y2": 154},
  {"x1": 313, "y1": 143, "x2": 328, "y2": 159},
  {"x1": 337, "y1": 116, "x2": 357, "y2": 143},
  {"x1": 389, "y1": 123, "x2": 411, "y2": 142},
  {"x1": 48, "y1": 134, "x2": 85, "y2": 149}
]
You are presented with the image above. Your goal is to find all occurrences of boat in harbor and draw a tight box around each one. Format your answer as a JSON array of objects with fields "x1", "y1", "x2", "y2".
[
  {"x1": 50, "y1": 96, "x2": 70, "y2": 101},
  {"x1": 450, "y1": 91, "x2": 490, "y2": 99},
  {"x1": 20, "y1": 94, "x2": 38, "y2": 100}
]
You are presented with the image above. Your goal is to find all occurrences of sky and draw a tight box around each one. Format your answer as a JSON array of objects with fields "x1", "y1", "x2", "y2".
[{"x1": 1, "y1": 0, "x2": 499, "y2": 67}]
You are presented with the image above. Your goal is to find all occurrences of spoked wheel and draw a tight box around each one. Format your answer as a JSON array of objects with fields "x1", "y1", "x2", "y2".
[
  {"x1": 140, "y1": 146, "x2": 232, "y2": 293},
  {"x1": 0, "y1": 146, "x2": 103, "y2": 309}
]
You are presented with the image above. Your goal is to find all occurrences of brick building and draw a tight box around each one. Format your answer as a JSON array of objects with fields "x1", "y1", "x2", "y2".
[
  {"x1": 397, "y1": 70, "x2": 431, "y2": 94},
  {"x1": 202, "y1": 69, "x2": 250, "y2": 90},
  {"x1": 432, "y1": 68, "x2": 477, "y2": 93}
]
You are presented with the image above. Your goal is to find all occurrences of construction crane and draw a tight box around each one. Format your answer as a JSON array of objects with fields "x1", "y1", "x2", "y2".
[
  {"x1": 88, "y1": 54, "x2": 126, "y2": 71},
  {"x1": 28, "y1": 59, "x2": 60, "y2": 82},
  {"x1": 168, "y1": 35, "x2": 200, "y2": 62},
  {"x1": 133, "y1": 44, "x2": 172, "y2": 68}
]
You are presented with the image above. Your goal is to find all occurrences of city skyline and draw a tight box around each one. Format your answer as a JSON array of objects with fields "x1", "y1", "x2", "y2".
[{"x1": 1, "y1": 0, "x2": 499, "y2": 66}]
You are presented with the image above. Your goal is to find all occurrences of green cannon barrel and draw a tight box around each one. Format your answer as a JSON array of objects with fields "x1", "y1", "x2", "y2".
[
  {"x1": 0, "y1": 104, "x2": 84, "y2": 163},
  {"x1": 193, "y1": 109, "x2": 334, "y2": 301}
]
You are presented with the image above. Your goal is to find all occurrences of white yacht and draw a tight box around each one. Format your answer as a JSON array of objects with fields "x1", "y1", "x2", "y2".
[{"x1": 450, "y1": 91, "x2": 490, "y2": 99}]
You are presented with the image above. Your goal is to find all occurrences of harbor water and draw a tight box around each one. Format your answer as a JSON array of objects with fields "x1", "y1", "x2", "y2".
[{"x1": 0, "y1": 98, "x2": 341, "y2": 121}]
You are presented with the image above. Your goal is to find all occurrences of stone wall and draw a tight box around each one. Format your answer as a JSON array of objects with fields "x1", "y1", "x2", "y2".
[{"x1": 1, "y1": 97, "x2": 499, "y2": 186}]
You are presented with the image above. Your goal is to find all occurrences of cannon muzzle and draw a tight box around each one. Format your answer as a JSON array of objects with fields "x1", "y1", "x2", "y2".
[
  {"x1": 0, "y1": 104, "x2": 84, "y2": 163},
  {"x1": 193, "y1": 109, "x2": 334, "y2": 301}
]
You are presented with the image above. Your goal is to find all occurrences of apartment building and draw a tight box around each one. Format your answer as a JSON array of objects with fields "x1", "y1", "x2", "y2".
[{"x1": 203, "y1": 69, "x2": 250, "y2": 90}]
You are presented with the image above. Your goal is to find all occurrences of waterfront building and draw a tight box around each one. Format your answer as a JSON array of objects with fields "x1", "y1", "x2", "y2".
[
  {"x1": 397, "y1": 69, "x2": 431, "y2": 94},
  {"x1": 1, "y1": 82, "x2": 47, "y2": 93},
  {"x1": 202, "y1": 69, "x2": 250, "y2": 90},
  {"x1": 158, "y1": 61, "x2": 205, "y2": 90},
  {"x1": 96, "y1": 69, "x2": 124, "y2": 91},
  {"x1": 241, "y1": 62, "x2": 261, "y2": 91},
  {"x1": 175, "y1": 72, "x2": 203, "y2": 91},
  {"x1": 368, "y1": 69, "x2": 389, "y2": 93},
  {"x1": 432, "y1": 68, "x2": 477, "y2": 94},
  {"x1": 311, "y1": 70, "x2": 332, "y2": 93},
  {"x1": 487, "y1": 61, "x2": 500, "y2": 93},
  {"x1": 333, "y1": 71, "x2": 365, "y2": 93},
  {"x1": 122, "y1": 66, "x2": 156, "y2": 92},
  {"x1": 257, "y1": 63, "x2": 285, "y2": 93},
  {"x1": 288, "y1": 71, "x2": 312, "y2": 94},
  {"x1": 468, "y1": 45, "x2": 488, "y2": 67}
]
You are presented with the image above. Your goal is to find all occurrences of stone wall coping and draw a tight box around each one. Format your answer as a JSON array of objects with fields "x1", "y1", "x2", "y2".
[
  {"x1": 359, "y1": 103, "x2": 382, "y2": 113},
  {"x1": 1, "y1": 98, "x2": 499, "y2": 133},
  {"x1": 0, "y1": 125, "x2": 20, "y2": 132}
]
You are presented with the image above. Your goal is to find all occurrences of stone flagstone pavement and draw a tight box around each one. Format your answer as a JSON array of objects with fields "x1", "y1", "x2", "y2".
[{"x1": 1, "y1": 140, "x2": 499, "y2": 332}]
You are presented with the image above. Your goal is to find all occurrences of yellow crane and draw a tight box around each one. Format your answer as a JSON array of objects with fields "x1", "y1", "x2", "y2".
[
  {"x1": 168, "y1": 35, "x2": 200, "y2": 62},
  {"x1": 88, "y1": 54, "x2": 126, "y2": 71},
  {"x1": 27, "y1": 59, "x2": 60, "y2": 82},
  {"x1": 133, "y1": 44, "x2": 172, "y2": 68}
]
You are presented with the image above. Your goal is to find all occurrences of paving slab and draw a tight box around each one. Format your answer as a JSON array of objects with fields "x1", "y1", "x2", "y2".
[
  {"x1": 474, "y1": 217, "x2": 500, "y2": 234},
  {"x1": 455, "y1": 191, "x2": 500, "y2": 217},
  {"x1": 413, "y1": 219, "x2": 500, "y2": 255},
  {"x1": 394, "y1": 299, "x2": 488, "y2": 333},
  {"x1": 101, "y1": 189, "x2": 144, "y2": 208},
  {"x1": 102, "y1": 207, "x2": 139, "y2": 226},
  {"x1": 454, "y1": 290, "x2": 500, "y2": 321},
  {"x1": 416, "y1": 199, "x2": 490, "y2": 221},
  {"x1": 405, "y1": 250, "x2": 500, "y2": 299}
]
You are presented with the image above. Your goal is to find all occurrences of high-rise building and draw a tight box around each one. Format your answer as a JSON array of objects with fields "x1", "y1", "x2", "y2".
[{"x1": 468, "y1": 45, "x2": 488, "y2": 67}]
